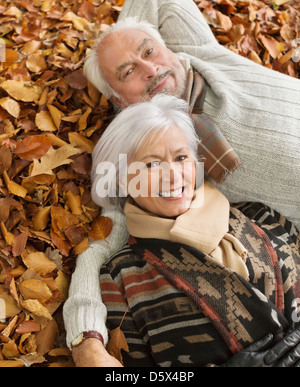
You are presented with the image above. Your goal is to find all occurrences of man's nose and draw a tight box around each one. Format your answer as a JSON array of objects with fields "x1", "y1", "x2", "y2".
[{"x1": 140, "y1": 60, "x2": 159, "y2": 79}]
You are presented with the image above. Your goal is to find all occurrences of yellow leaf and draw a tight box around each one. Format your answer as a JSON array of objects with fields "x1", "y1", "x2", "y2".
[
  {"x1": 26, "y1": 52, "x2": 47, "y2": 73},
  {"x1": 0, "y1": 80, "x2": 42, "y2": 102},
  {"x1": 0, "y1": 292, "x2": 21, "y2": 318},
  {"x1": 3, "y1": 170, "x2": 27, "y2": 198},
  {"x1": 0, "y1": 97, "x2": 20, "y2": 118},
  {"x1": 32, "y1": 206, "x2": 51, "y2": 231},
  {"x1": 78, "y1": 107, "x2": 92, "y2": 131},
  {"x1": 66, "y1": 191, "x2": 82, "y2": 215},
  {"x1": 19, "y1": 279, "x2": 53, "y2": 304},
  {"x1": 0, "y1": 360, "x2": 24, "y2": 368},
  {"x1": 68, "y1": 132, "x2": 95, "y2": 153},
  {"x1": 35, "y1": 111, "x2": 57, "y2": 132},
  {"x1": 55, "y1": 270, "x2": 70, "y2": 301},
  {"x1": 88, "y1": 216, "x2": 113, "y2": 240},
  {"x1": 107, "y1": 327, "x2": 129, "y2": 364},
  {"x1": 0, "y1": 221, "x2": 15, "y2": 246},
  {"x1": 21, "y1": 299, "x2": 53, "y2": 320},
  {"x1": 22, "y1": 251, "x2": 57, "y2": 275},
  {"x1": 47, "y1": 105, "x2": 63, "y2": 130},
  {"x1": 30, "y1": 145, "x2": 81, "y2": 177}
]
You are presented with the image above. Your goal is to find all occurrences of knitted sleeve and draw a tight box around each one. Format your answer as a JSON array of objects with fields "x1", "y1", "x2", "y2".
[
  {"x1": 118, "y1": 0, "x2": 217, "y2": 48},
  {"x1": 63, "y1": 208, "x2": 128, "y2": 349}
]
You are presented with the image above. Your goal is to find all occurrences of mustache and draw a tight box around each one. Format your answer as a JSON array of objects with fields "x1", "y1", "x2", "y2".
[{"x1": 147, "y1": 70, "x2": 173, "y2": 94}]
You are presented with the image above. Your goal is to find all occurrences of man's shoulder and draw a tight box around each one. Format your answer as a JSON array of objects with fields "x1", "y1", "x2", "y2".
[{"x1": 106, "y1": 243, "x2": 141, "y2": 267}]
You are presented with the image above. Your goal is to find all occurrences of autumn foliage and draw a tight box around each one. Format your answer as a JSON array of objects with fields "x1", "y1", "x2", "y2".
[{"x1": 0, "y1": 0, "x2": 299, "y2": 367}]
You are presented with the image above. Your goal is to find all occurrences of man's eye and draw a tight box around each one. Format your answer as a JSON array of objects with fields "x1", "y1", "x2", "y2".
[
  {"x1": 124, "y1": 69, "x2": 133, "y2": 78},
  {"x1": 146, "y1": 48, "x2": 153, "y2": 56}
]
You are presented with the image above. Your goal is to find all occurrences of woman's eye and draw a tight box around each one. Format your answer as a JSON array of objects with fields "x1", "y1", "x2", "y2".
[
  {"x1": 146, "y1": 161, "x2": 160, "y2": 168},
  {"x1": 176, "y1": 155, "x2": 188, "y2": 162}
]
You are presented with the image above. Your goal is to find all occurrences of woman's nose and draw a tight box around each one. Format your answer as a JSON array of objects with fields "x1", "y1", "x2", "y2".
[{"x1": 161, "y1": 163, "x2": 183, "y2": 187}]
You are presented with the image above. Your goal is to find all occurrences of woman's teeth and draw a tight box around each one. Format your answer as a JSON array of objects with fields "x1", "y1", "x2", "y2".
[{"x1": 159, "y1": 187, "x2": 183, "y2": 198}]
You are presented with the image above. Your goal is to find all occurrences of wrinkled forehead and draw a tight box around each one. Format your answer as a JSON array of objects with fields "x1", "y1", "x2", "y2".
[{"x1": 98, "y1": 28, "x2": 159, "y2": 56}]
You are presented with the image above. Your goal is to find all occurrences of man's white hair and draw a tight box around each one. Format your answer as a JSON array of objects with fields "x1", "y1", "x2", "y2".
[
  {"x1": 91, "y1": 94, "x2": 201, "y2": 212},
  {"x1": 83, "y1": 17, "x2": 166, "y2": 99}
]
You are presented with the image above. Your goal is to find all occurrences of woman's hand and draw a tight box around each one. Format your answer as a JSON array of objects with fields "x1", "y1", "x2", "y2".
[{"x1": 72, "y1": 338, "x2": 124, "y2": 367}]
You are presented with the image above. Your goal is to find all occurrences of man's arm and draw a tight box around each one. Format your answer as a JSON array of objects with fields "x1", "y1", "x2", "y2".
[
  {"x1": 63, "y1": 209, "x2": 128, "y2": 351},
  {"x1": 119, "y1": 0, "x2": 217, "y2": 50}
]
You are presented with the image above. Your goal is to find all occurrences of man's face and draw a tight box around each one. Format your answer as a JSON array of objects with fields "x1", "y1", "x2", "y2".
[{"x1": 98, "y1": 29, "x2": 187, "y2": 107}]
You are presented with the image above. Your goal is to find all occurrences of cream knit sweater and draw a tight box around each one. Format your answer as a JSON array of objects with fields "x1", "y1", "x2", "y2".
[{"x1": 63, "y1": 0, "x2": 300, "y2": 348}]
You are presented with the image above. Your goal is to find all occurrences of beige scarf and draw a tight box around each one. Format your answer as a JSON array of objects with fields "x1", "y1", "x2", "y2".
[{"x1": 124, "y1": 181, "x2": 249, "y2": 281}]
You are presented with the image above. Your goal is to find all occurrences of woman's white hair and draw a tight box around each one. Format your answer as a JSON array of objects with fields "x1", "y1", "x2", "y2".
[
  {"x1": 91, "y1": 94, "x2": 201, "y2": 211},
  {"x1": 83, "y1": 17, "x2": 166, "y2": 100}
]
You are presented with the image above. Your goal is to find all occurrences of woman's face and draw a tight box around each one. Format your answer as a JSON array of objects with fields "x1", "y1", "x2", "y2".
[{"x1": 126, "y1": 125, "x2": 196, "y2": 218}]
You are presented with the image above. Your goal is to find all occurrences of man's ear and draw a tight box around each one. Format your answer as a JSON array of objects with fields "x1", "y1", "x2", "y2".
[{"x1": 110, "y1": 96, "x2": 127, "y2": 110}]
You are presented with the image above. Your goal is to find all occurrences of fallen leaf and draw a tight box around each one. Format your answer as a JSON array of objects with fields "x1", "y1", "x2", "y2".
[
  {"x1": 32, "y1": 206, "x2": 51, "y2": 231},
  {"x1": 0, "y1": 80, "x2": 42, "y2": 102},
  {"x1": 15, "y1": 320, "x2": 41, "y2": 334},
  {"x1": 14, "y1": 135, "x2": 52, "y2": 161},
  {"x1": 20, "y1": 299, "x2": 53, "y2": 320},
  {"x1": 3, "y1": 170, "x2": 27, "y2": 198},
  {"x1": 22, "y1": 251, "x2": 57, "y2": 276},
  {"x1": 19, "y1": 279, "x2": 53, "y2": 304},
  {"x1": 68, "y1": 132, "x2": 95, "y2": 153},
  {"x1": 88, "y1": 216, "x2": 113, "y2": 240},
  {"x1": 0, "y1": 97, "x2": 20, "y2": 118},
  {"x1": 26, "y1": 52, "x2": 48, "y2": 73},
  {"x1": 35, "y1": 111, "x2": 57, "y2": 132},
  {"x1": 30, "y1": 145, "x2": 81, "y2": 177},
  {"x1": 0, "y1": 360, "x2": 24, "y2": 367},
  {"x1": 106, "y1": 327, "x2": 129, "y2": 364}
]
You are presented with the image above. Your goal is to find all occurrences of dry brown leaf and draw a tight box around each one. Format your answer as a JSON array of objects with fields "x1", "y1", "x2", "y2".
[
  {"x1": 19, "y1": 279, "x2": 53, "y2": 304},
  {"x1": 88, "y1": 216, "x2": 113, "y2": 240},
  {"x1": 3, "y1": 170, "x2": 27, "y2": 198},
  {"x1": 47, "y1": 105, "x2": 63, "y2": 130},
  {"x1": 35, "y1": 319, "x2": 58, "y2": 355},
  {"x1": 14, "y1": 135, "x2": 52, "y2": 161},
  {"x1": 0, "y1": 97, "x2": 20, "y2": 118},
  {"x1": 0, "y1": 293, "x2": 21, "y2": 318},
  {"x1": 26, "y1": 53, "x2": 48, "y2": 73},
  {"x1": 106, "y1": 327, "x2": 129, "y2": 364},
  {"x1": 20, "y1": 299, "x2": 53, "y2": 320},
  {"x1": 30, "y1": 145, "x2": 81, "y2": 177},
  {"x1": 22, "y1": 251, "x2": 57, "y2": 276},
  {"x1": 32, "y1": 206, "x2": 51, "y2": 231},
  {"x1": 259, "y1": 35, "x2": 284, "y2": 59},
  {"x1": 0, "y1": 80, "x2": 42, "y2": 102},
  {"x1": 15, "y1": 320, "x2": 41, "y2": 334},
  {"x1": 0, "y1": 360, "x2": 24, "y2": 367},
  {"x1": 2, "y1": 340, "x2": 20, "y2": 358},
  {"x1": 35, "y1": 111, "x2": 57, "y2": 132},
  {"x1": 68, "y1": 132, "x2": 95, "y2": 153}
]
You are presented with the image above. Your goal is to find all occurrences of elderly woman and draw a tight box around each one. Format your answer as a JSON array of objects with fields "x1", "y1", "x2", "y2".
[{"x1": 91, "y1": 94, "x2": 300, "y2": 367}]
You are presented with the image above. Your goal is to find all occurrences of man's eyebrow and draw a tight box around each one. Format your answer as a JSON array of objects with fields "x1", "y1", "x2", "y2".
[{"x1": 116, "y1": 38, "x2": 153, "y2": 78}]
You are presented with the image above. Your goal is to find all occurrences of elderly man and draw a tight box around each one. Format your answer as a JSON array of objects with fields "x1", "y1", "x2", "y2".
[{"x1": 64, "y1": 0, "x2": 300, "y2": 367}]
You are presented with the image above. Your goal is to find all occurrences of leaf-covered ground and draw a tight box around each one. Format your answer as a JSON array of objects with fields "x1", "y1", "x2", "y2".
[{"x1": 0, "y1": 0, "x2": 299, "y2": 367}]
